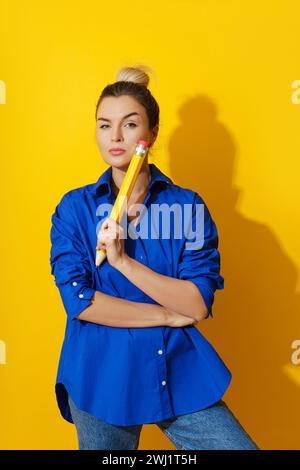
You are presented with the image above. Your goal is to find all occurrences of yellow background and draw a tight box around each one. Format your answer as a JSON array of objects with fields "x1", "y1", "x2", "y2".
[{"x1": 0, "y1": 0, "x2": 299, "y2": 450}]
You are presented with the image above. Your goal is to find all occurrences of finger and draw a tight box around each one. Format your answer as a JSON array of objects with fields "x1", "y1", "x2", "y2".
[
  {"x1": 96, "y1": 246, "x2": 106, "y2": 252},
  {"x1": 106, "y1": 217, "x2": 122, "y2": 231},
  {"x1": 98, "y1": 220, "x2": 124, "y2": 244},
  {"x1": 103, "y1": 221, "x2": 118, "y2": 234},
  {"x1": 110, "y1": 221, "x2": 125, "y2": 238},
  {"x1": 104, "y1": 225, "x2": 121, "y2": 240},
  {"x1": 96, "y1": 231, "x2": 110, "y2": 246},
  {"x1": 96, "y1": 245, "x2": 106, "y2": 252},
  {"x1": 100, "y1": 218, "x2": 110, "y2": 232},
  {"x1": 97, "y1": 233, "x2": 105, "y2": 244},
  {"x1": 103, "y1": 218, "x2": 125, "y2": 241}
]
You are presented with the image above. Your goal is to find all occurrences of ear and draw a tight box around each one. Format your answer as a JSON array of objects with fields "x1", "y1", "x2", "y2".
[{"x1": 150, "y1": 124, "x2": 159, "y2": 145}]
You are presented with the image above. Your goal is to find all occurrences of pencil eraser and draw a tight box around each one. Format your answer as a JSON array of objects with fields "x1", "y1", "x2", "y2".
[{"x1": 137, "y1": 139, "x2": 151, "y2": 147}]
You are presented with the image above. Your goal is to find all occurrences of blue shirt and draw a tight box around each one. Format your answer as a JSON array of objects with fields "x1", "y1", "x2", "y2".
[{"x1": 50, "y1": 163, "x2": 232, "y2": 426}]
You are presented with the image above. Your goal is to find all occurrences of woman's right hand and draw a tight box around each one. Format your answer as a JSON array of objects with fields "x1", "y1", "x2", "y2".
[{"x1": 166, "y1": 309, "x2": 199, "y2": 327}]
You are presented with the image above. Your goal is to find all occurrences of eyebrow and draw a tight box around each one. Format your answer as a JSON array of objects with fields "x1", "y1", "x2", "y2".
[{"x1": 97, "y1": 112, "x2": 140, "y2": 122}]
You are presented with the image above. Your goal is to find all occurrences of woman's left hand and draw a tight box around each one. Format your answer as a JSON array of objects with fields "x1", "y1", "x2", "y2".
[{"x1": 96, "y1": 217, "x2": 127, "y2": 269}]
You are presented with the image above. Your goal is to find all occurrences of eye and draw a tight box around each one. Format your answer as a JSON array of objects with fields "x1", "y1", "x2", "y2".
[{"x1": 98, "y1": 122, "x2": 137, "y2": 129}]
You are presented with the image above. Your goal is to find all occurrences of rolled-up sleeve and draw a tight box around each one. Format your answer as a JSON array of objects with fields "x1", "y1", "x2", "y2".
[
  {"x1": 177, "y1": 193, "x2": 224, "y2": 319},
  {"x1": 50, "y1": 192, "x2": 96, "y2": 321}
]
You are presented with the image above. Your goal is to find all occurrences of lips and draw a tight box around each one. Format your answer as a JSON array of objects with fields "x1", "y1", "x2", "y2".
[{"x1": 109, "y1": 148, "x2": 126, "y2": 155}]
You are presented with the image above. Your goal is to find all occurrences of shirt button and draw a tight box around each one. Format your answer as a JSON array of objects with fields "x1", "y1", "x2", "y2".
[
  {"x1": 140, "y1": 255, "x2": 143, "y2": 260},
  {"x1": 158, "y1": 349, "x2": 163, "y2": 355},
  {"x1": 162, "y1": 380, "x2": 167, "y2": 386},
  {"x1": 78, "y1": 293, "x2": 84, "y2": 298},
  {"x1": 72, "y1": 282, "x2": 78, "y2": 286}
]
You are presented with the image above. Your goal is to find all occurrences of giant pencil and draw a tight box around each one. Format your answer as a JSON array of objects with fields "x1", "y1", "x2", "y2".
[{"x1": 95, "y1": 139, "x2": 151, "y2": 267}]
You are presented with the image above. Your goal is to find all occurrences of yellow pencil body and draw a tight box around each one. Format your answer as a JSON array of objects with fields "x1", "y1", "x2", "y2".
[{"x1": 95, "y1": 140, "x2": 150, "y2": 267}]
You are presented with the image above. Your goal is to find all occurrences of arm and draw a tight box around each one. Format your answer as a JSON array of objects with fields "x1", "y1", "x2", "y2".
[
  {"x1": 50, "y1": 194, "x2": 196, "y2": 327},
  {"x1": 114, "y1": 257, "x2": 207, "y2": 322},
  {"x1": 76, "y1": 290, "x2": 197, "y2": 327},
  {"x1": 76, "y1": 290, "x2": 168, "y2": 327}
]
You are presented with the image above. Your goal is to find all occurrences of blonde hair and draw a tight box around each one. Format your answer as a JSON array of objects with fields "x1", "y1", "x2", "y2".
[{"x1": 115, "y1": 65, "x2": 155, "y2": 88}]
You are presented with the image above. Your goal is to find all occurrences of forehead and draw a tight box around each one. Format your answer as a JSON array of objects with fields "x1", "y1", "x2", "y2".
[{"x1": 97, "y1": 95, "x2": 146, "y2": 119}]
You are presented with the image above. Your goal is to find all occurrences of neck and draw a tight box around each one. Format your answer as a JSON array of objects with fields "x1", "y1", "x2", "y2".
[{"x1": 111, "y1": 161, "x2": 151, "y2": 198}]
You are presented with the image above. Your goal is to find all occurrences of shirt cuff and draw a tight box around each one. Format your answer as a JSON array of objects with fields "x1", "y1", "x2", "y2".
[
  {"x1": 57, "y1": 282, "x2": 96, "y2": 321},
  {"x1": 188, "y1": 279, "x2": 215, "y2": 319}
]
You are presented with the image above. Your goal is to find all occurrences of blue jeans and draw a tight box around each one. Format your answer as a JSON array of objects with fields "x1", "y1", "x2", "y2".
[{"x1": 68, "y1": 394, "x2": 260, "y2": 450}]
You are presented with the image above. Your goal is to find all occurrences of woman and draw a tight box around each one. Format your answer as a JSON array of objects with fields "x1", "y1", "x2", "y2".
[{"x1": 50, "y1": 65, "x2": 260, "y2": 450}]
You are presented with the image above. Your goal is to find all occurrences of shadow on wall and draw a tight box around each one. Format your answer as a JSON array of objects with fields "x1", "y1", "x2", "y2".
[{"x1": 142, "y1": 94, "x2": 300, "y2": 451}]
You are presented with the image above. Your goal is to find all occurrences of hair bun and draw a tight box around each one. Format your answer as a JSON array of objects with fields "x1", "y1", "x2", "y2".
[{"x1": 115, "y1": 65, "x2": 155, "y2": 88}]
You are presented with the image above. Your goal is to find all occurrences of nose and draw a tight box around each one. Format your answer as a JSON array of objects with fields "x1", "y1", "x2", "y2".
[{"x1": 111, "y1": 126, "x2": 124, "y2": 142}]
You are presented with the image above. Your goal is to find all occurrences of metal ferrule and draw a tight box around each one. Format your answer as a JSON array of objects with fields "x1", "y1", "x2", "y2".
[{"x1": 135, "y1": 143, "x2": 148, "y2": 156}]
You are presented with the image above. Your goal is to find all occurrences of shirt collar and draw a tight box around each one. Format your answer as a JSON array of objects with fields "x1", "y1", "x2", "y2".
[{"x1": 90, "y1": 163, "x2": 173, "y2": 197}]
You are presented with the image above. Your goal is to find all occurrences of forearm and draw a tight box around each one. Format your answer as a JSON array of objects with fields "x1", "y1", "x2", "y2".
[
  {"x1": 76, "y1": 290, "x2": 169, "y2": 327},
  {"x1": 116, "y1": 256, "x2": 208, "y2": 321}
]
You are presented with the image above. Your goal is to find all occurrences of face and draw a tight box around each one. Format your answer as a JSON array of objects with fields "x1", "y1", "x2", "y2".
[{"x1": 96, "y1": 95, "x2": 158, "y2": 169}]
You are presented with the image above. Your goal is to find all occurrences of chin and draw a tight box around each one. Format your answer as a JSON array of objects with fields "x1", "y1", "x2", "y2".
[
  {"x1": 108, "y1": 155, "x2": 131, "y2": 165},
  {"x1": 110, "y1": 159, "x2": 131, "y2": 170}
]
